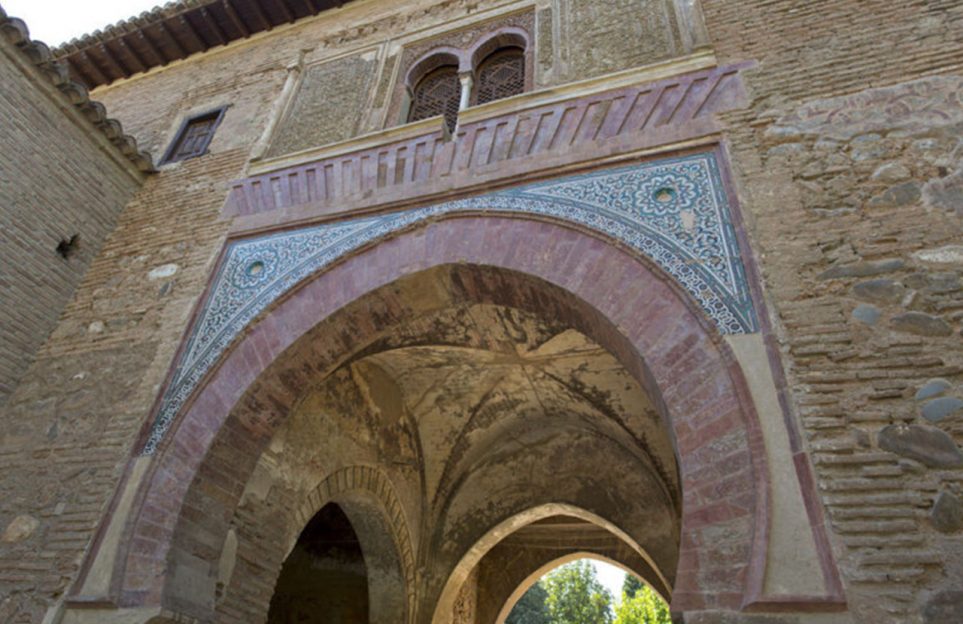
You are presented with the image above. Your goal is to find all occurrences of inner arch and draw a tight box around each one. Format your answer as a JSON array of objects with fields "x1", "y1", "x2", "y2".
[{"x1": 268, "y1": 502, "x2": 369, "y2": 622}]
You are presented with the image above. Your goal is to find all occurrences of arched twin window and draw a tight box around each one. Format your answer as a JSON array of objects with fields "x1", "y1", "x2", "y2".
[
  {"x1": 407, "y1": 46, "x2": 526, "y2": 131},
  {"x1": 473, "y1": 47, "x2": 525, "y2": 105},
  {"x1": 408, "y1": 65, "x2": 462, "y2": 132}
]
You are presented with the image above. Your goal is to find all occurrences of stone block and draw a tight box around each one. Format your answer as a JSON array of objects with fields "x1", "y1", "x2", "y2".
[
  {"x1": 891, "y1": 312, "x2": 953, "y2": 337},
  {"x1": 923, "y1": 169, "x2": 963, "y2": 215},
  {"x1": 921, "y1": 397, "x2": 963, "y2": 423},
  {"x1": 852, "y1": 303, "x2": 881, "y2": 325},
  {"x1": 872, "y1": 162, "x2": 911, "y2": 182},
  {"x1": 1, "y1": 514, "x2": 39, "y2": 543},
  {"x1": 924, "y1": 272, "x2": 961, "y2": 294},
  {"x1": 923, "y1": 590, "x2": 963, "y2": 624},
  {"x1": 819, "y1": 258, "x2": 905, "y2": 280},
  {"x1": 930, "y1": 491, "x2": 963, "y2": 533},
  {"x1": 869, "y1": 182, "x2": 921, "y2": 208},
  {"x1": 915, "y1": 379, "x2": 951, "y2": 401},
  {"x1": 878, "y1": 424, "x2": 963, "y2": 468},
  {"x1": 913, "y1": 245, "x2": 963, "y2": 265},
  {"x1": 852, "y1": 279, "x2": 905, "y2": 304}
]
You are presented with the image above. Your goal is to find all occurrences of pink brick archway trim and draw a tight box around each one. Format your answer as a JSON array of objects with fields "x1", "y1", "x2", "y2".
[{"x1": 106, "y1": 215, "x2": 772, "y2": 615}]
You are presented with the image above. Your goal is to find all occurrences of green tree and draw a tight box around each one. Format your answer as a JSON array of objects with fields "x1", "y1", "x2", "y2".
[
  {"x1": 506, "y1": 581, "x2": 550, "y2": 624},
  {"x1": 612, "y1": 583, "x2": 671, "y2": 624},
  {"x1": 622, "y1": 574, "x2": 643, "y2": 599},
  {"x1": 542, "y1": 560, "x2": 613, "y2": 624}
]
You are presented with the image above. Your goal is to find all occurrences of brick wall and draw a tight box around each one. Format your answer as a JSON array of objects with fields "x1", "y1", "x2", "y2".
[{"x1": 0, "y1": 37, "x2": 142, "y2": 406}]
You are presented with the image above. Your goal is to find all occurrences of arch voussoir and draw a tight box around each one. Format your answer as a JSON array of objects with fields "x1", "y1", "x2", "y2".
[{"x1": 110, "y1": 215, "x2": 768, "y2": 618}]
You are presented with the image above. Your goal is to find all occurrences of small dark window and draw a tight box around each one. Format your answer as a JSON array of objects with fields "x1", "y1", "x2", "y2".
[
  {"x1": 408, "y1": 65, "x2": 461, "y2": 133},
  {"x1": 474, "y1": 47, "x2": 525, "y2": 106},
  {"x1": 161, "y1": 107, "x2": 226, "y2": 164}
]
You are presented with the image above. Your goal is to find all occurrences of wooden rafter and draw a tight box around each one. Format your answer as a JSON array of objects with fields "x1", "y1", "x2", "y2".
[
  {"x1": 178, "y1": 14, "x2": 208, "y2": 50},
  {"x1": 79, "y1": 49, "x2": 110, "y2": 84},
  {"x1": 275, "y1": 0, "x2": 295, "y2": 23},
  {"x1": 222, "y1": 0, "x2": 250, "y2": 37},
  {"x1": 67, "y1": 57, "x2": 96, "y2": 87},
  {"x1": 116, "y1": 35, "x2": 148, "y2": 73},
  {"x1": 56, "y1": 0, "x2": 356, "y2": 88},
  {"x1": 136, "y1": 29, "x2": 167, "y2": 65},
  {"x1": 200, "y1": 7, "x2": 228, "y2": 45},
  {"x1": 157, "y1": 20, "x2": 188, "y2": 58},
  {"x1": 100, "y1": 42, "x2": 131, "y2": 78},
  {"x1": 249, "y1": 0, "x2": 274, "y2": 31}
]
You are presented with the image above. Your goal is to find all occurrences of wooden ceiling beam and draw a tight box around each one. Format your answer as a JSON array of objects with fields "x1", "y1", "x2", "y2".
[
  {"x1": 249, "y1": 0, "x2": 274, "y2": 31},
  {"x1": 200, "y1": 7, "x2": 228, "y2": 45},
  {"x1": 157, "y1": 20, "x2": 188, "y2": 58},
  {"x1": 99, "y1": 42, "x2": 132, "y2": 79},
  {"x1": 56, "y1": 0, "x2": 357, "y2": 88},
  {"x1": 275, "y1": 0, "x2": 296, "y2": 24},
  {"x1": 116, "y1": 35, "x2": 149, "y2": 73},
  {"x1": 66, "y1": 57, "x2": 96, "y2": 87},
  {"x1": 178, "y1": 15, "x2": 208, "y2": 51},
  {"x1": 79, "y1": 49, "x2": 109, "y2": 84},
  {"x1": 222, "y1": 0, "x2": 250, "y2": 37},
  {"x1": 136, "y1": 29, "x2": 168, "y2": 65}
]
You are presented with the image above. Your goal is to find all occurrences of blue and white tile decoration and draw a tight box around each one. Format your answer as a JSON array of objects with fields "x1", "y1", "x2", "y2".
[{"x1": 143, "y1": 151, "x2": 757, "y2": 454}]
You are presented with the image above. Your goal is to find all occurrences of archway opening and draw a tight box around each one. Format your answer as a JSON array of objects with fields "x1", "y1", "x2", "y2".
[
  {"x1": 267, "y1": 502, "x2": 369, "y2": 623},
  {"x1": 503, "y1": 557, "x2": 671, "y2": 624},
  {"x1": 149, "y1": 257, "x2": 760, "y2": 621},
  {"x1": 441, "y1": 510, "x2": 672, "y2": 624}
]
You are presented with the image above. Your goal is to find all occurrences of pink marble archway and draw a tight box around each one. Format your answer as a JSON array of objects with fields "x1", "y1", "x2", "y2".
[{"x1": 99, "y1": 215, "x2": 770, "y2": 618}]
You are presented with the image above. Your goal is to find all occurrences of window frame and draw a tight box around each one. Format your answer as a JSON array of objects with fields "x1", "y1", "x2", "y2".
[
  {"x1": 407, "y1": 63, "x2": 462, "y2": 132},
  {"x1": 471, "y1": 45, "x2": 527, "y2": 107},
  {"x1": 160, "y1": 106, "x2": 228, "y2": 165},
  {"x1": 395, "y1": 25, "x2": 533, "y2": 130}
]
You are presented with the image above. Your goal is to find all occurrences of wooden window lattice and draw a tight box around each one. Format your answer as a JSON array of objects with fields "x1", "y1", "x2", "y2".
[
  {"x1": 474, "y1": 48, "x2": 525, "y2": 106},
  {"x1": 407, "y1": 65, "x2": 461, "y2": 132},
  {"x1": 162, "y1": 108, "x2": 225, "y2": 164}
]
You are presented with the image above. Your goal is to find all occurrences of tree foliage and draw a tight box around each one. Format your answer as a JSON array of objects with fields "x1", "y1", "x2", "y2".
[
  {"x1": 506, "y1": 562, "x2": 672, "y2": 624},
  {"x1": 541, "y1": 560, "x2": 613, "y2": 624},
  {"x1": 612, "y1": 583, "x2": 671, "y2": 624},
  {"x1": 506, "y1": 581, "x2": 549, "y2": 624},
  {"x1": 622, "y1": 574, "x2": 643, "y2": 599}
]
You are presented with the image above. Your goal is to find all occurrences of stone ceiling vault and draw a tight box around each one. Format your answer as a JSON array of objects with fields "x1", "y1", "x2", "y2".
[{"x1": 240, "y1": 302, "x2": 682, "y2": 621}]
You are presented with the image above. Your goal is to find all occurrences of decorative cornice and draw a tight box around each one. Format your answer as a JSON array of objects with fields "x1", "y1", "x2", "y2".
[
  {"x1": 224, "y1": 61, "x2": 752, "y2": 225},
  {"x1": 50, "y1": 0, "x2": 352, "y2": 89},
  {"x1": 0, "y1": 5, "x2": 154, "y2": 172}
]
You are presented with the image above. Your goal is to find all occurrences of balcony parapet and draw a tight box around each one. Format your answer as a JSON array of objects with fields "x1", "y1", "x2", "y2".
[{"x1": 225, "y1": 52, "x2": 752, "y2": 234}]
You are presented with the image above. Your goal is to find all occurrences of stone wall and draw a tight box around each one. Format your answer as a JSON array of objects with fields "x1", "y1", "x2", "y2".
[
  {"x1": 0, "y1": 35, "x2": 142, "y2": 406},
  {"x1": 705, "y1": 0, "x2": 963, "y2": 620},
  {"x1": 554, "y1": 0, "x2": 682, "y2": 82},
  {"x1": 267, "y1": 52, "x2": 380, "y2": 157}
]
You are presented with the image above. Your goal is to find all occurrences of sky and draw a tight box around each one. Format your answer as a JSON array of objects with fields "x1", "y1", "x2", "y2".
[
  {"x1": 591, "y1": 559, "x2": 629, "y2": 604},
  {"x1": 4, "y1": 0, "x2": 164, "y2": 46}
]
